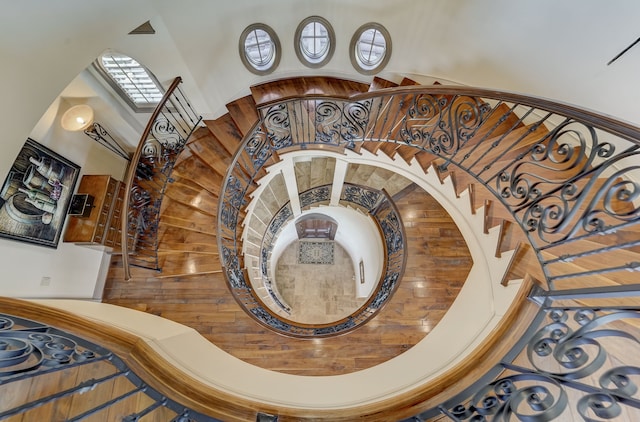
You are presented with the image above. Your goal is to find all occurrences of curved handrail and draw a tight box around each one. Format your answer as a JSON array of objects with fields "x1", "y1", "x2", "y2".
[
  {"x1": 121, "y1": 77, "x2": 202, "y2": 280},
  {"x1": 238, "y1": 90, "x2": 640, "y2": 294}
]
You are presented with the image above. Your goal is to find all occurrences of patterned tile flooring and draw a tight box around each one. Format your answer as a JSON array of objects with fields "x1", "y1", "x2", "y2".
[
  {"x1": 297, "y1": 241, "x2": 335, "y2": 264},
  {"x1": 275, "y1": 240, "x2": 366, "y2": 324}
]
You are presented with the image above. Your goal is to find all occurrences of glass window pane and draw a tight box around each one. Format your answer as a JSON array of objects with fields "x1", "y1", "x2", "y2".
[
  {"x1": 100, "y1": 53, "x2": 162, "y2": 107},
  {"x1": 240, "y1": 24, "x2": 280, "y2": 74}
]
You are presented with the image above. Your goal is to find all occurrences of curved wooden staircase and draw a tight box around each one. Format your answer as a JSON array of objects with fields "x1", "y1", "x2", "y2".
[
  {"x1": 100, "y1": 75, "x2": 640, "y2": 420},
  {"x1": 102, "y1": 76, "x2": 486, "y2": 376}
]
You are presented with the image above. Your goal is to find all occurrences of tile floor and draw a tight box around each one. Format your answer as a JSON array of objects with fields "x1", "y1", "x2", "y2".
[{"x1": 275, "y1": 240, "x2": 366, "y2": 324}]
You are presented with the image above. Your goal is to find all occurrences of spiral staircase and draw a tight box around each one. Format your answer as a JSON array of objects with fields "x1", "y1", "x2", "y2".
[
  {"x1": 107, "y1": 74, "x2": 640, "y2": 420},
  {"x1": 3, "y1": 74, "x2": 640, "y2": 421}
]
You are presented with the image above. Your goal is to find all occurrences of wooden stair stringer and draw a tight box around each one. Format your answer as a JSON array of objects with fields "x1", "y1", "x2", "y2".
[
  {"x1": 250, "y1": 76, "x2": 370, "y2": 107},
  {"x1": 349, "y1": 147, "x2": 530, "y2": 305}
]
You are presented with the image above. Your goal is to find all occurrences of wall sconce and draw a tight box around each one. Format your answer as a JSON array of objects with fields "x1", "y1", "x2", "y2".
[{"x1": 61, "y1": 104, "x2": 131, "y2": 161}]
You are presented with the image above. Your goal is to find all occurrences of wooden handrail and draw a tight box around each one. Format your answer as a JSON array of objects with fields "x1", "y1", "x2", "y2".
[
  {"x1": 120, "y1": 77, "x2": 202, "y2": 280},
  {"x1": 0, "y1": 280, "x2": 535, "y2": 421}
]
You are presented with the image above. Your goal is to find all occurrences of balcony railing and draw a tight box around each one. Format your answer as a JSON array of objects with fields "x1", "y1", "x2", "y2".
[
  {"x1": 0, "y1": 311, "x2": 218, "y2": 421},
  {"x1": 238, "y1": 88, "x2": 640, "y2": 295},
  {"x1": 121, "y1": 77, "x2": 202, "y2": 280}
]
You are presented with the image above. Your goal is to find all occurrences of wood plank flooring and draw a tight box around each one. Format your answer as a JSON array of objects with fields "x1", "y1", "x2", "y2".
[{"x1": 102, "y1": 185, "x2": 473, "y2": 376}]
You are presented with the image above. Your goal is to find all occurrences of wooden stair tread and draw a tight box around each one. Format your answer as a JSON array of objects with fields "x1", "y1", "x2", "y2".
[
  {"x1": 225, "y1": 95, "x2": 259, "y2": 135},
  {"x1": 187, "y1": 133, "x2": 232, "y2": 178},
  {"x1": 467, "y1": 102, "x2": 526, "y2": 145},
  {"x1": 399, "y1": 77, "x2": 419, "y2": 86},
  {"x1": 502, "y1": 242, "x2": 546, "y2": 284},
  {"x1": 165, "y1": 178, "x2": 218, "y2": 214},
  {"x1": 157, "y1": 252, "x2": 222, "y2": 278},
  {"x1": 250, "y1": 76, "x2": 370, "y2": 106},
  {"x1": 541, "y1": 245, "x2": 640, "y2": 285},
  {"x1": 368, "y1": 76, "x2": 399, "y2": 91},
  {"x1": 456, "y1": 123, "x2": 549, "y2": 177},
  {"x1": 204, "y1": 114, "x2": 244, "y2": 157},
  {"x1": 171, "y1": 154, "x2": 223, "y2": 198},
  {"x1": 158, "y1": 225, "x2": 218, "y2": 254},
  {"x1": 413, "y1": 151, "x2": 439, "y2": 173},
  {"x1": 159, "y1": 197, "x2": 216, "y2": 235}
]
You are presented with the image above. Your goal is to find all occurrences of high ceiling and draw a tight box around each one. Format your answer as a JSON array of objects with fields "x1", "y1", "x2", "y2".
[{"x1": 3, "y1": 0, "x2": 640, "y2": 135}]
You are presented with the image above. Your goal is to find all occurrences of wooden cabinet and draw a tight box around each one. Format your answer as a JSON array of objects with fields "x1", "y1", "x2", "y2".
[{"x1": 64, "y1": 175, "x2": 125, "y2": 250}]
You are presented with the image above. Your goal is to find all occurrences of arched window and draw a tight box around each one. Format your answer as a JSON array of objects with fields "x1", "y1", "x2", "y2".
[
  {"x1": 294, "y1": 16, "x2": 335, "y2": 68},
  {"x1": 95, "y1": 52, "x2": 164, "y2": 112},
  {"x1": 239, "y1": 23, "x2": 281, "y2": 75},
  {"x1": 349, "y1": 23, "x2": 392, "y2": 75}
]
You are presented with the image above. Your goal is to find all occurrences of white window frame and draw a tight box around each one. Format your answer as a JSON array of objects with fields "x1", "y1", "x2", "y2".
[
  {"x1": 294, "y1": 16, "x2": 335, "y2": 68},
  {"x1": 350, "y1": 23, "x2": 392, "y2": 75},
  {"x1": 94, "y1": 52, "x2": 164, "y2": 113},
  {"x1": 239, "y1": 23, "x2": 281, "y2": 75}
]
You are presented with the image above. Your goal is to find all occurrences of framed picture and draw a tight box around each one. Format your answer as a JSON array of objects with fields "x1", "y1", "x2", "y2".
[{"x1": 0, "y1": 138, "x2": 80, "y2": 248}]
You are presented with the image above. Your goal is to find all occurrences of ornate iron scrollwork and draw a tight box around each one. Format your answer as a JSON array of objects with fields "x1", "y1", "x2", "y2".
[
  {"x1": 0, "y1": 313, "x2": 219, "y2": 421},
  {"x1": 299, "y1": 186, "x2": 331, "y2": 208},
  {"x1": 263, "y1": 103, "x2": 292, "y2": 149},
  {"x1": 399, "y1": 94, "x2": 491, "y2": 155},
  {"x1": 315, "y1": 100, "x2": 371, "y2": 148},
  {"x1": 436, "y1": 307, "x2": 640, "y2": 421}
]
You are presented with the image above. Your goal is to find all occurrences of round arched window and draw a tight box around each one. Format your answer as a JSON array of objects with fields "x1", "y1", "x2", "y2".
[
  {"x1": 349, "y1": 23, "x2": 392, "y2": 75},
  {"x1": 239, "y1": 24, "x2": 281, "y2": 75},
  {"x1": 294, "y1": 16, "x2": 335, "y2": 68}
]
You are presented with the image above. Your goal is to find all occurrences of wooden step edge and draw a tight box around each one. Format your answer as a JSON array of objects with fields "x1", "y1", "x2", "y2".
[
  {"x1": 157, "y1": 221, "x2": 217, "y2": 237},
  {"x1": 368, "y1": 76, "x2": 399, "y2": 92},
  {"x1": 186, "y1": 143, "x2": 232, "y2": 180},
  {"x1": 166, "y1": 178, "x2": 220, "y2": 201},
  {"x1": 495, "y1": 220, "x2": 511, "y2": 258},
  {"x1": 157, "y1": 250, "x2": 219, "y2": 256},
  {"x1": 169, "y1": 172, "x2": 222, "y2": 199},
  {"x1": 250, "y1": 76, "x2": 371, "y2": 107},
  {"x1": 160, "y1": 197, "x2": 218, "y2": 218},
  {"x1": 430, "y1": 160, "x2": 448, "y2": 185},
  {"x1": 501, "y1": 243, "x2": 523, "y2": 287},
  {"x1": 204, "y1": 115, "x2": 244, "y2": 157},
  {"x1": 177, "y1": 146, "x2": 228, "y2": 180},
  {"x1": 225, "y1": 95, "x2": 260, "y2": 136},
  {"x1": 154, "y1": 269, "x2": 224, "y2": 279},
  {"x1": 483, "y1": 199, "x2": 492, "y2": 235},
  {"x1": 399, "y1": 77, "x2": 420, "y2": 86}
]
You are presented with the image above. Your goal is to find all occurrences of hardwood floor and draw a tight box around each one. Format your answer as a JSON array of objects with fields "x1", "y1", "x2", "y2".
[{"x1": 102, "y1": 185, "x2": 473, "y2": 376}]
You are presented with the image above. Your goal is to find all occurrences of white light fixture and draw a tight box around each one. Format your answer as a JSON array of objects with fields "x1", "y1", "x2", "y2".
[
  {"x1": 61, "y1": 104, "x2": 94, "y2": 132},
  {"x1": 61, "y1": 104, "x2": 130, "y2": 161}
]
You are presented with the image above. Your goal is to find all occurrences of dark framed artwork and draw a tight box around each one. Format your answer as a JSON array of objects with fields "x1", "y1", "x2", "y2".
[{"x1": 0, "y1": 138, "x2": 80, "y2": 248}]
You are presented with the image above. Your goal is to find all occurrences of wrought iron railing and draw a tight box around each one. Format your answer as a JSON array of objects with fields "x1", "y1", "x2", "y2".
[
  {"x1": 0, "y1": 313, "x2": 219, "y2": 421},
  {"x1": 248, "y1": 183, "x2": 406, "y2": 334},
  {"x1": 245, "y1": 89, "x2": 640, "y2": 295},
  {"x1": 219, "y1": 85, "x2": 640, "y2": 334},
  {"x1": 403, "y1": 290, "x2": 640, "y2": 421},
  {"x1": 121, "y1": 77, "x2": 202, "y2": 280}
]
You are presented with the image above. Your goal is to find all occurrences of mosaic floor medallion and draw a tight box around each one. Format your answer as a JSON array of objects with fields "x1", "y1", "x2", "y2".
[{"x1": 297, "y1": 241, "x2": 335, "y2": 265}]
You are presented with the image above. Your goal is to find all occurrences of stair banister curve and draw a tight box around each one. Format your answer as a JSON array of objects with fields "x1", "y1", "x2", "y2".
[
  {"x1": 242, "y1": 87, "x2": 640, "y2": 294},
  {"x1": 213, "y1": 82, "x2": 640, "y2": 417},
  {"x1": 96, "y1": 78, "x2": 640, "y2": 419},
  {"x1": 120, "y1": 76, "x2": 202, "y2": 281}
]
